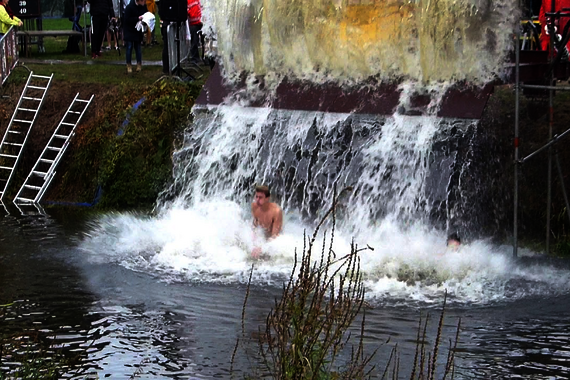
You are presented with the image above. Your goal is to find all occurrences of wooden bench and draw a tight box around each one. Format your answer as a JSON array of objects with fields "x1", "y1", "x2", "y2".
[{"x1": 17, "y1": 30, "x2": 85, "y2": 57}]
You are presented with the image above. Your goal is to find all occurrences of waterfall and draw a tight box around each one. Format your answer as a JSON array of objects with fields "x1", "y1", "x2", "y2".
[
  {"x1": 202, "y1": 0, "x2": 519, "y2": 86},
  {"x1": 79, "y1": 0, "x2": 551, "y2": 306},
  {"x1": 158, "y1": 81, "x2": 481, "y2": 238}
]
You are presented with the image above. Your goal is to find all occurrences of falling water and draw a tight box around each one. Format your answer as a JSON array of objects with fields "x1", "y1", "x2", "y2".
[
  {"x1": 160, "y1": 84, "x2": 472, "y2": 234},
  {"x1": 77, "y1": 0, "x2": 570, "y2": 307},
  {"x1": 203, "y1": 0, "x2": 519, "y2": 86}
]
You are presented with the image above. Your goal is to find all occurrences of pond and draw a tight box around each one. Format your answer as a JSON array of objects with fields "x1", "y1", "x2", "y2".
[{"x1": 1, "y1": 204, "x2": 570, "y2": 379}]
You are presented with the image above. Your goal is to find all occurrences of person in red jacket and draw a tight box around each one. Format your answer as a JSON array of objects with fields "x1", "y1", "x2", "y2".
[
  {"x1": 539, "y1": 0, "x2": 570, "y2": 55},
  {"x1": 187, "y1": 0, "x2": 202, "y2": 63}
]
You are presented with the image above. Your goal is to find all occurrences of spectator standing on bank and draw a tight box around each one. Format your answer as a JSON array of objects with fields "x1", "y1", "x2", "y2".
[
  {"x1": 145, "y1": 0, "x2": 158, "y2": 45},
  {"x1": 123, "y1": 0, "x2": 147, "y2": 74},
  {"x1": 187, "y1": 0, "x2": 202, "y2": 63},
  {"x1": 90, "y1": 0, "x2": 115, "y2": 58},
  {"x1": 0, "y1": 0, "x2": 22, "y2": 36}
]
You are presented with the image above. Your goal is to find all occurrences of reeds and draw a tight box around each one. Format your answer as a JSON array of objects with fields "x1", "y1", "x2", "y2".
[{"x1": 233, "y1": 186, "x2": 461, "y2": 379}]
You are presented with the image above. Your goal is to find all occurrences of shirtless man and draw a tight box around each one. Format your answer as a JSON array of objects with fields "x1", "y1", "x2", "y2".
[{"x1": 251, "y1": 185, "x2": 283, "y2": 258}]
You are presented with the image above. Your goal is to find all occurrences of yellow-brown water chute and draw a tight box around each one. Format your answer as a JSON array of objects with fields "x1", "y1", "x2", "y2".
[{"x1": 261, "y1": 0, "x2": 415, "y2": 79}]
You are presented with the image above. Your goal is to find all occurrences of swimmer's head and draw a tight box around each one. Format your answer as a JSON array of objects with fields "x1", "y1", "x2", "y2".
[{"x1": 447, "y1": 233, "x2": 461, "y2": 250}]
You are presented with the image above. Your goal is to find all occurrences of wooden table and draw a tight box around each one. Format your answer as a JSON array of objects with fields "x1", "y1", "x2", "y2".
[{"x1": 17, "y1": 30, "x2": 85, "y2": 57}]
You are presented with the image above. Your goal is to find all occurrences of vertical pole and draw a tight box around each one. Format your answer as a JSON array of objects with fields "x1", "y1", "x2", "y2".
[
  {"x1": 176, "y1": 22, "x2": 181, "y2": 76},
  {"x1": 514, "y1": 18, "x2": 521, "y2": 258},
  {"x1": 83, "y1": 0, "x2": 88, "y2": 57},
  {"x1": 555, "y1": 151, "x2": 570, "y2": 225},
  {"x1": 545, "y1": 0, "x2": 555, "y2": 254},
  {"x1": 546, "y1": 87, "x2": 553, "y2": 254}
]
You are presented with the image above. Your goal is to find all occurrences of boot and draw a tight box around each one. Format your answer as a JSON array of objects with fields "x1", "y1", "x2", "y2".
[
  {"x1": 126, "y1": 64, "x2": 132, "y2": 74},
  {"x1": 136, "y1": 63, "x2": 142, "y2": 72}
]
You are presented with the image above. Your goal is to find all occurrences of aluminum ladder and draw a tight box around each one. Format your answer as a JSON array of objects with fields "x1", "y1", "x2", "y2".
[
  {"x1": 0, "y1": 72, "x2": 53, "y2": 201},
  {"x1": 14, "y1": 93, "x2": 94, "y2": 204}
]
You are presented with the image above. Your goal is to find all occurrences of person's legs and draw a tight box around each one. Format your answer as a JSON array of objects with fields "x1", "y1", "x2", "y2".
[
  {"x1": 189, "y1": 23, "x2": 202, "y2": 63},
  {"x1": 135, "y1": 41, "x2": 142, "y2": 71},
  {"x1": 125, "y1": 40, "x2": 133, "y2": 73},
  {"x1": 125, "y1": 41, "x2": 133, "y2": 63},
  {"x1": 105, "y1": 29, "x2": 112, "y2": 49},
  {"x1": 91, "y1": 15, "x2": 108, "y2": 57},
  {"x1": 161, "y1": 23, "x2": 169, "y2": 74}
]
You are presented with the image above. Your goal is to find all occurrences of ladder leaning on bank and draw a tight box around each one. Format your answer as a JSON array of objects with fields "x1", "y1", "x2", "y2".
[
  {"x1": 0, "y1": 72, "x2": 53, "y2": 201},
  {"x1": 14, "y1": 93, "x2": 94, "y2": 204}
]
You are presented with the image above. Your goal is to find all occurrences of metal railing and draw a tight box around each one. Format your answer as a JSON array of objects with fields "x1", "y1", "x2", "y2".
[
  {"x1": 165, "y1": 21, "x2": 191, "y2": 74},
  {"x1": 0, "y1": 26, "x2": 19, "y2": 86}
]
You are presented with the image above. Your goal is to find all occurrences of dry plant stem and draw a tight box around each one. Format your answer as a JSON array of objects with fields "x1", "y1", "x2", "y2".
[
  {"x1": 429, "y1": 291, "x2": 448, "y2": 380},
  {"x1": 410, "y1": 312, "x2": 423, "y2": 380},
  {"x1": 234, "y1": 183, "x2": 460, "y2": 379},
  {"x1": 381, "y1": 345, "x2": 397, "y2": 380},
  {"x1": 230, "y1": 264, "x2": 255, "y2": 376},
  {"x1": 258, "y1": 185, "x2": 372, "y2": 379},
  {"x1": 418, "y1": 312, "x2": 430, "y2": 380},
  {"x1": 443, "y1": 318, "x2": 462, "y2": 380}
]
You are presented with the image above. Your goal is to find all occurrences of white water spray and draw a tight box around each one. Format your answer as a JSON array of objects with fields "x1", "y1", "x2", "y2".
[{"x1": 78, "y1": 1, "x2": 570, "y2": 306}]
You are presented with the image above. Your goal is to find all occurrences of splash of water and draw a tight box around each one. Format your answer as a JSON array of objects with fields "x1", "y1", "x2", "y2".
[
  {"x1": 203, "y1": 0, "x2": 519, "y2": 85},
  {"x1": 79, "y1": 85, "x2": 570, "y2": 306},
  {"x1": 76, "y1": 1, "x2": 566, "y2": 306}
]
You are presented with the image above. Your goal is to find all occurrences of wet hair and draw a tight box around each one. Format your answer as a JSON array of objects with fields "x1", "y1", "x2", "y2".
[
  {"x1": 447, "y1": 232, "x2": 461, "y2": 245},
  {"x1": 255, "y1": 185, "x2": 270, "y2": 197}
]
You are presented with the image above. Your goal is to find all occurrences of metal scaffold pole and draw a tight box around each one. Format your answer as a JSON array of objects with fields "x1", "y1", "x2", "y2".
[
  {"x1": 514, "y1": 18, "x2": 521, "y2": 258},
  {"x1": 546, "y1": 0, "x2": 556, "y2": 254},
  {"x1": 515, "y1": 3, "x2": 570, "y2": 257}
]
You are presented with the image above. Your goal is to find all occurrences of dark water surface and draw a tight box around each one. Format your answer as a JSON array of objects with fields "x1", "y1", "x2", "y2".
[{"x1": 1, "y1": 207, "x2": 570, "y2": 379}]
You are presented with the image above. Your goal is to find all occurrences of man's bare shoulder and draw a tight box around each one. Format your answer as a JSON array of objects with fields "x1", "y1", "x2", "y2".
[{"x1": 267, "y1": 203, "x2": 283, "y2": 221}]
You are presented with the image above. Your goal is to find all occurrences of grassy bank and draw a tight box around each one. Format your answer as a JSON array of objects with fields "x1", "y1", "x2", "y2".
[
  {"x1": 0, "y1": 31, "x2": 208, "y2": 209},
  {"x1": 57, "y1": 78, "x2": 202, "y2": 209}
]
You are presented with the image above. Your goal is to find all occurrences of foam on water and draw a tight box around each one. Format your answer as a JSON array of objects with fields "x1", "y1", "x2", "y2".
[
  {"x1": 77, "y1": 3, "x2": 569, "y2": 307},
  {"x1": 79, "y1": 198, "x2": 570, "y2": 307}
]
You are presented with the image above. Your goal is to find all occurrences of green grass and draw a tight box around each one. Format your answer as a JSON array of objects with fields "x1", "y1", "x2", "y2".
[
  {"x1": 17, "y1": 61, "x2": 165, "y2": 85},
  {"x1": 41, "y1": 17, "x2": 71, "y2": 30}
]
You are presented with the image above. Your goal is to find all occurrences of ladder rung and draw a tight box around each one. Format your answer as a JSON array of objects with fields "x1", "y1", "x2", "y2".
[
  {"x1": 54, "y1": 134, "x2": 69, "y2": 139},
  {"x1": 4, "y1": 142, "x2": 23, "y2": 146},
  {"x1": 24, "y1": 185, "x2": 42, "y2": 190},
  {"x1": 69, "y1": 111, "x2": 81, "y2": 114},
  {"x1": 22, "y1": 96, "x2": 42, "y2": 101},
  {"x1": 40, "y1": 159, "x2": 54, "y2": 163},
  {"x1": 61, "y1": 122, "x2": 75, "y2": 126},
  {"x1": 0, "y1": 165, "x2": 14, "y2": 170},
  {"x1": 32, "y1": 74, "x2": 52, "y2": 79},
  {"x1": 76, "y1": 99, "x2": 90, "y2": 103},
  {"x1": 33, "y1": 171, "x2": 47, "y2": 177},
  {"x1": 14, "y1": 119, "x2": 32, "y2": 124},
  {"x1": 15, "y1": 197, "x2": 34, "y2": 202},
  {"x1": 8, "y1": 130, "x2": 21, "y2": 134},
  {"x1": 27, "y1": 85, "x2": 47, "y2": 90},
  {"x1": 0, "y1": 153, "x2": 17, "y2": 158},
  {"x1": 18, "y1": 108, "x2": 37, "y2": 112},
  {"x1": 47, "y1": 147, "x2": 62, "y2": 151}
]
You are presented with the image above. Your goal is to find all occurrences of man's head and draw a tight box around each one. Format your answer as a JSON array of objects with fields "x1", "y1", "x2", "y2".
[
  {"x1": 447, "y1": 233, "x2": 461, "y2": 250},
  {"x1": 254, "y1": 185, "x2": 270, "y2": 207},
  {"x1": 135, "y1": 0, "x2": 145, "y2": 6}
]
